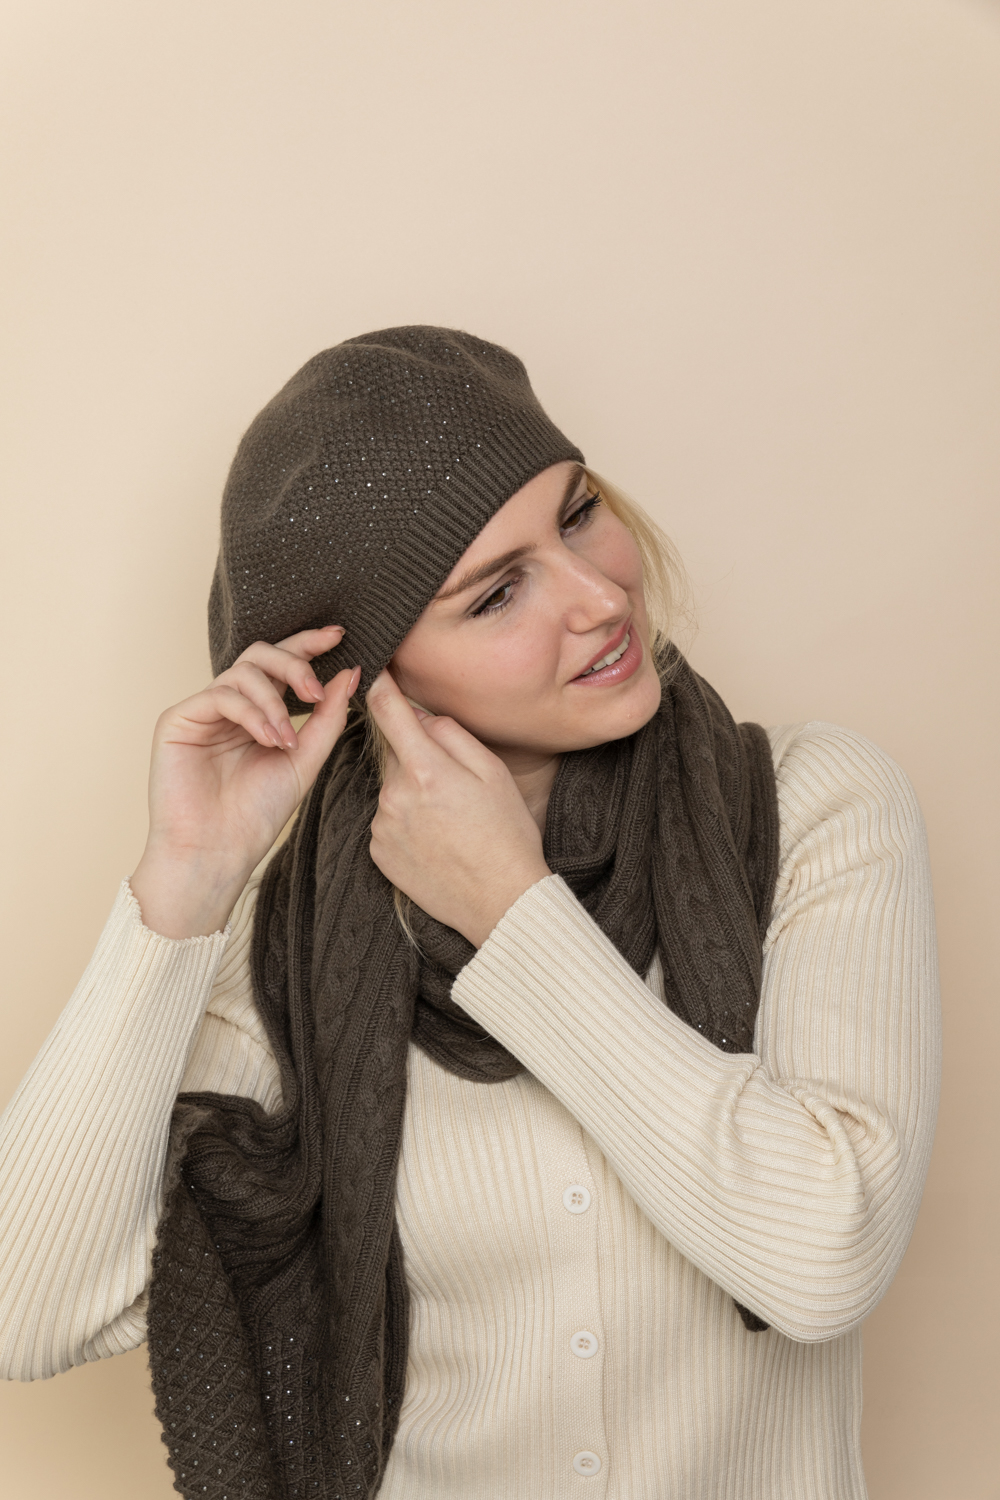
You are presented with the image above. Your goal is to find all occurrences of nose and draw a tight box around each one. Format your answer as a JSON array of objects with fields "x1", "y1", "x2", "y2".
[{"x1": 557, "y1": 551, "x2": 630, "y2": 635}]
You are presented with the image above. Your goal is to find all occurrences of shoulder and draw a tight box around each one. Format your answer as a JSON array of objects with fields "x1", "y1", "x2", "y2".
[
  {"x1": 767, "y1": 720, "x2": 922, "y2": 834},
  {"x1": 763, "y1": 722, "x2": 928, "y2": 902}
]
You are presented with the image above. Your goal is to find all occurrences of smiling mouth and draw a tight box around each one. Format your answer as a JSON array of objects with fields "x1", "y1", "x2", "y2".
[{"x1": 577, "y1": 632, "x2": 631, "y2": 676}]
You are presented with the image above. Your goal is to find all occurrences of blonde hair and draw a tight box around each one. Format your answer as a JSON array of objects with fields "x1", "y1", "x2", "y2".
[{"x1": 359, "y1": 471, "x2": 690, "y2": 942}]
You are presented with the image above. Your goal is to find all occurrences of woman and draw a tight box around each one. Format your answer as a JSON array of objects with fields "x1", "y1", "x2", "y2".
[{"x1": 0, "y1": 326, "x2": 940, "y2": 1499}]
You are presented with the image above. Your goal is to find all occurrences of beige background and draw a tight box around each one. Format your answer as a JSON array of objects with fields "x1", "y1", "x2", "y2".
[{"x1": 1, "y1": 1, "x2": 997, "y2": 1495}]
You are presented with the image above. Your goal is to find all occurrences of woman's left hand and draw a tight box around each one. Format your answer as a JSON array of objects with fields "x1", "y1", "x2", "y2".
[{"x1": 367, "y1": 671, "x2": 551, "y2": 947}]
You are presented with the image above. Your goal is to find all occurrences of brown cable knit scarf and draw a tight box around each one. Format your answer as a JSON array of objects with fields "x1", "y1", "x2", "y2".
[{"x1": 147, "y1": 647, "x2": 779, "y2": 1500}]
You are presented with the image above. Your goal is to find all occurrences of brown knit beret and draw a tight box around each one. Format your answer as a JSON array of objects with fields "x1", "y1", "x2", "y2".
[{"x1": 208, "y1": 325, "x2": 584, "y2": 704}]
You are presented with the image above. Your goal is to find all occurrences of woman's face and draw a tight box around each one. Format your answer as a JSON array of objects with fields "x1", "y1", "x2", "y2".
[{"x1": 390, "y1": 461, "x2": 663, "y2": 764}]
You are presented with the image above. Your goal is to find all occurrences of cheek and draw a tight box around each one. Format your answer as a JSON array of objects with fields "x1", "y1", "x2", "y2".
[
  {"x1": 392, "y1": 613, "x2": 558, "y2": 724},
  {"x1": 597, "y1": 527, "x2": 645, "y2": 594}
]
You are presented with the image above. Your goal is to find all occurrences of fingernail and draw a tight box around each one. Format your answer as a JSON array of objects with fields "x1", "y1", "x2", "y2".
[
  {"x1": 280, "y1": 719, "x2": 297, "y2": 748},
  {"x1": 350, "y1": 666, "x2": 362, "y2": 693},
  {"x1": 307, "y1": 676, "x2": 324, "y2": 700},
  {"x1": 325, "y1": 623, "x2": 345, "y2": 632},
  {"x1": 266, "y1": 725, "x2": 283, "y2": 748}
]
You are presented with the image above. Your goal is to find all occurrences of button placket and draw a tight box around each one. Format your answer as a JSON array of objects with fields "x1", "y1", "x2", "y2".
[
  {"x1": 554, "y1": 1162, "x2": 606, "y2": 1486},
  {"x1": 522, "y1": 1080, "x2": 608, "y2": 1492}
]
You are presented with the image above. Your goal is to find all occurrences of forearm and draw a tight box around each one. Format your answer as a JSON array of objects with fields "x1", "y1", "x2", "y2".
[
  {"x1": 453, "y1": 865, "x2": 939, "y2": 1343},
  {"x1": 0, "y1": 883, "x2": 229, "y2": 1380}
]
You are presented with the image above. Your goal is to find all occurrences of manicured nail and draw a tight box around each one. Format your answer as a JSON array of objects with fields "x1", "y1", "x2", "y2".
[
  {"x1": 265, "y1": 725, "x2": 283, "y2": 748},
  {"x1": 279, "y1": 719, "x2": 297, "y2": 748},
  {"x1": 307, "y1": 676, "x2": 324, "y2": 700},
  {"x1": 349, "y1": 666, "x2": 362, "y2": 694}
]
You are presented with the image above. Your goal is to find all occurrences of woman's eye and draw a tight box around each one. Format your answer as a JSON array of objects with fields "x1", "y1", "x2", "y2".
[
  {"x1": 561, "y1": 494, "x2": 601, "y2": 533},
  {"x1": 472, "y1": 580, "x2": 515, "y2": 616}
]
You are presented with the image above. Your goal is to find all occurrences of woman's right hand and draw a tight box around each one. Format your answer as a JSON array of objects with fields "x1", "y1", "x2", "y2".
[{"x1": 130, "y1": 625, "x2": 359, "y2": 937}]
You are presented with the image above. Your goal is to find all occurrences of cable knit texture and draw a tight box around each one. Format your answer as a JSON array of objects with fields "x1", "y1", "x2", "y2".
[
  {"x1": 0, "y1": 722, "x2": 941, "y2": 1499},
  {"x1": 145, "y1": 650, "x2": 779, "y2": 1498}
]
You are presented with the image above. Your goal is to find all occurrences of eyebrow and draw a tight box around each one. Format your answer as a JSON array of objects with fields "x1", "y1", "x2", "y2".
[{"x1": 433, "y1": 464, "x2": 588, "y2": 603}]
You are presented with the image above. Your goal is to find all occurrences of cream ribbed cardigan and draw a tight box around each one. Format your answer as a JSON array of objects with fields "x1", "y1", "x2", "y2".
[{"x1": 0, "y1": 722, "x2": 941, "y2": 1500}]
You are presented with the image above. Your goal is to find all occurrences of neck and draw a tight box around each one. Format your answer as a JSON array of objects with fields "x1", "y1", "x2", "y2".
[{"x1": 487, "y1": 744, "x2": 562, "y2": 834}]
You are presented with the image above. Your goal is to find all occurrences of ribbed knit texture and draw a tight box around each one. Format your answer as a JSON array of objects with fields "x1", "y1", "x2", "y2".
[
  {"x1": 0, "y1": 889, "x2": 230, "y2": 1380},
  {"x1": 208, "y1": 326, "x2": 585, "y2": 700},
  {"x1": 0, "y1": 723, "x2": 941, "y2": 1499}
]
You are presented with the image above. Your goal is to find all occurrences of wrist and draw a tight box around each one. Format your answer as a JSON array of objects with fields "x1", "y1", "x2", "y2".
[
  {"x1": 130, "y1": 844, "x2": 254, "y2": 939},
  {"x1": 464, "y1": 862, "x2": 552, "y2": 949}
]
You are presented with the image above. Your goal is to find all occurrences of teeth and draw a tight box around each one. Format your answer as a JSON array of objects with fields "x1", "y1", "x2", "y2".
[{"x1": 581, "y1": 632, "x2": 630, "y2": 675}]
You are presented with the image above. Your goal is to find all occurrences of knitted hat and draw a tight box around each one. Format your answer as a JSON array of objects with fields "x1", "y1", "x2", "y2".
[{"x1": 208, "y1": 325, "x2": 585, "y2": 703}]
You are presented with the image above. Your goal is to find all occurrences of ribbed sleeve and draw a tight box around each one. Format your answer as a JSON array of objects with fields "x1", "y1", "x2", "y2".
[
  {"x1": 451, "y1": 722, "x2": 940, "y2": 1343},
  {"x1": 0, "y1": 883, "x2": 232, "y2": 1379}
]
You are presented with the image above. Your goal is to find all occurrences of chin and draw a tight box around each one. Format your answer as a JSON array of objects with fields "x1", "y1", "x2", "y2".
[{"x1": 566, "y1": 675, "x2": 662, "y2": 750}]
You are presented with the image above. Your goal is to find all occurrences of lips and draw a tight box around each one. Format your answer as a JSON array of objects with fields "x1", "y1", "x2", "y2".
[
  {"x1": 578, "y1": 632, "x2": 630, "y2": 676},
  {"x1": 576, "y1": 618, "x2": 631, "y2": 676},
  {"x1": 571, "y1": 618, "x2": 643, "y2": 686}
]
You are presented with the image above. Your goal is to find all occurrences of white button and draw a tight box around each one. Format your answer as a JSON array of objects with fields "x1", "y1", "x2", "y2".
[
  {"x1": 569, "y1": 1329, "x2": 600, "y2": 1359},
  {"x1": 562, "y1": 1183, "x2": 591, "y2": 1214},
  {"x1": 572, "y1": 1451, "x2": 602, "y2": 1476}
]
